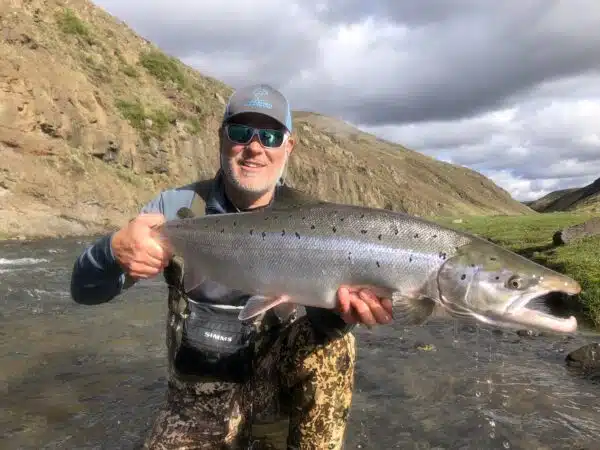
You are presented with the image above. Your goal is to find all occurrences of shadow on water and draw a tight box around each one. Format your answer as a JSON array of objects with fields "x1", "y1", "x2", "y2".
[{"x1": 2, "y1": 237, "x2": 600, "y2": 449}]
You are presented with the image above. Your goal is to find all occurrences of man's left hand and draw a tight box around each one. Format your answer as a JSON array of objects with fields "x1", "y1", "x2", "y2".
[{"x1": 336, "y1": 286, "x2": 393, "y2": 326}]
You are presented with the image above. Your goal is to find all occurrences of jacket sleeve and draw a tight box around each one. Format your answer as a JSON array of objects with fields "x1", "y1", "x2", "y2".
[{"x1": 69, "y1": 194, "x2": 164, "y2": 305}]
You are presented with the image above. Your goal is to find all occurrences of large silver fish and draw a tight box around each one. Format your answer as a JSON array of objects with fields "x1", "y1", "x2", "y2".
[{"x1": 155, "y1": 201, "x2": 580, "y2": 333}]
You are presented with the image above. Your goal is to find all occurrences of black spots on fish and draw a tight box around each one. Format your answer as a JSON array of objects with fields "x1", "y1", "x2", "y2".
[
  {"x1": 438, "y1": 252, "x2": 447, "y2": 260},
  {"x1": 394, "y1": 227, "x2": 399, "y2": 235},
  {"x1": 311, "y1": 225, "x2": 316, "y2": 230},
  {"x1": 220, "y1": 228, "x2": 225, "y2": 233},
  {"x1": 490, "y1": 256, "x2": 497, "y2": 261},
  {"x1": 361, "y1": 229, "x2": 367, "y2": 234},
  {"x1": 261, "y1": 231, "x2": 266, "y2": 239},
  {"x1": 288, "y1": 214, "x2": 293, "y2": 219},
  {"x1": 375, "y1": 261, "x2": 381, "y2": 268},
  {"x1": 360, "y1": 214, "x2": 365, "y2": 219},
  {"x1": 495, "y1": 276, "x2": 500, "y2": 280},
  {"x1": 414, "y1": 233, "x2": 419, "y2": 239},
  {"x1": 460, "y1": 274, "x2": 466, "y2": 280},
  {"x1": 250, "y1": 229, "x2": 254, "y2": 235},
  {"x1": 233, "y1": 221, "x2": 237, "y2": 227},
  {"x1": 340, "y1": 217, "x2": 345, "y2": 222},
  {"x1": 264, "y1": 216, "x2": 269, "y2": 221},
  {"x1": 432, "y1": 234, "x2": 438, "y2": 239},
  {"x1": 409, "y1": 256, "x2": 413, "y2": 263},
  {"x1": 332, "y1": 226, "x2": 337, "y2": 233},
  {"x1": 302, "y1": 216, "x2": 306, "y2": 220},
  {"x1": 347, "y1": 251, "x2": 352, "y2": 261},
  {"x1": 281, "y1": 230, "x2": 286, "y2": 236},
  {"x1": 378, "y1": 234, "x2": 382, "y2": 240},
  {"x1": 295, "y1": 232, "x2": 301, "y2": 239}
]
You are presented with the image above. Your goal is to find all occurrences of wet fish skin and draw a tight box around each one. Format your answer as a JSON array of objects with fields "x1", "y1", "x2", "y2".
[{"x1": 156, "y1": 201, "x2": 580, "y2": 334}]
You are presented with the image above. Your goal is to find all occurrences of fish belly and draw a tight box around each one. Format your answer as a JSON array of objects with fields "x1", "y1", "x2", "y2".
[{"x1": 164, "y1": 227, "x2": 440, "y2": 310}]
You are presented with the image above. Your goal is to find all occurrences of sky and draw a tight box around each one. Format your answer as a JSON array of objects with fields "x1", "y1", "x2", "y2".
[{"x1": 95, "y1": 0, "x2": 600, "y2": 201}]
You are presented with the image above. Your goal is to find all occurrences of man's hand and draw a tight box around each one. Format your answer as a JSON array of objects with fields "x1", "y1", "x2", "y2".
[
  {"x1": 111, "y1": 213, "x2": 172, "y2": 279},
  {"x1": 336, "y1": 286, "x2": 393, "y2": 326}
]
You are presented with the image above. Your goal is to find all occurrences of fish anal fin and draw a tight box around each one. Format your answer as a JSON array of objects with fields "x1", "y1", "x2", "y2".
[
  {"x1": 391, "y1": 292, "x2": 437, "y2": 325},
  {"x1": 238, "y1": 294, "x2": 291, "y2": 321}
]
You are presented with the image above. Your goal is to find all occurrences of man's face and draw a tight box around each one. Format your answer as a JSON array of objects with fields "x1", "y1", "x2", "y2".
[{"x1": 220, "y1": 112, "x2": 294, "y2": 195}]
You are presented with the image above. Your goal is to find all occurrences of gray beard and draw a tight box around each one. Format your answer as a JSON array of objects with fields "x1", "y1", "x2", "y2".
[{"x1": 219, "y1": 151, "x2": 289, "y2": 195}]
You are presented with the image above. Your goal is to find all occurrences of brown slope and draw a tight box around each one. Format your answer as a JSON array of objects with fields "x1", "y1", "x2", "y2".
[
  {"x1": 0, "y1": 0, "x2": 532, "y2": 239},
  {"x1": 529, "y1": 178, "x2": 600, "y2": 213},
  {"x1": 527, "y1": 188, "x2": 580, "y2": 212}
]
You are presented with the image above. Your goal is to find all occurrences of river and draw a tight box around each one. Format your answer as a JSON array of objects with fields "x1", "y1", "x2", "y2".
[{"x1": 1, "y1": 236, "x2": 599, "y2": 449}]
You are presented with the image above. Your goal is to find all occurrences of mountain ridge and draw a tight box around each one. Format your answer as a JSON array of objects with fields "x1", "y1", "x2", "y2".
[
  {"x1": 527, "y1": 178, "x2": 600, "y2": 213},
  {"x1": 0, "y1": 0, "x2": 533, "y2": 239}
]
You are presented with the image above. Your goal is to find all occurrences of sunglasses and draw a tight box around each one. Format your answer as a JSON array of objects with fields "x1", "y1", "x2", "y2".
[{"x1": 225, "y1": 123, "x2": 287, "y2": 148}]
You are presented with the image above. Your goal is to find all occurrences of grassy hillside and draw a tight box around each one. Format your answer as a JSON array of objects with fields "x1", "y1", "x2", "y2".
[
  {"x1": 528, "y1": 178, "x2": 600, "y2": 213},
  {"x1": 435, "y1": 212, "x2": 600, "y2": 328},
  {"x1": 0, "y1": 0, "x2": 533, "y2": 240}
]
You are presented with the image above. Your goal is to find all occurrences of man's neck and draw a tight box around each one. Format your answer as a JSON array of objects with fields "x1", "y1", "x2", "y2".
[{"x1": 223, "y1": 180, "x2": 275, "y2": 211}]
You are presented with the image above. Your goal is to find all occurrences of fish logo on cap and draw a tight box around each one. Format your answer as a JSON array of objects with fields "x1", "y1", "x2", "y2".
[{"x1": 245, "y1": 87, "x2": 273, "y2": 109}]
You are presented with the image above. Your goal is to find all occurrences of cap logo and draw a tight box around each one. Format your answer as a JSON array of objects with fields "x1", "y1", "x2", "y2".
[{"x1": 245, "y1": 87, "x2": 273, "y2": 109}]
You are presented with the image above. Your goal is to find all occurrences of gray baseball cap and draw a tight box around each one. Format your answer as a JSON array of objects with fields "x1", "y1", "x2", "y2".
[{"x1": 223, "y1": 84, "x2": 293, "y2": 132}]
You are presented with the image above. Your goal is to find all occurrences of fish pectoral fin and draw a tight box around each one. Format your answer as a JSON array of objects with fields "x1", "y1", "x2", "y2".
[
  {"x1": 391, "y1": 292, "x2": 436, "y2": 325},
  {"x1": 238, "y1": 294, "x2": 292, "y2": 321}
]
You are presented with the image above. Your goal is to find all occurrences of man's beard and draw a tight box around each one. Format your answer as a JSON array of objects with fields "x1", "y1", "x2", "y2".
[{"x1": 220, "y1": 151, "x2": 289, "y2": 195}]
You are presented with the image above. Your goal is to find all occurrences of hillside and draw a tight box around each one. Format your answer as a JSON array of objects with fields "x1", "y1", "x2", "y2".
[
  {"x1": 0, "y1": 0, "x2": 533, "y2": 239},
  {"x1": 528, "y1": 178, "x2": 600, "y2": 213}
]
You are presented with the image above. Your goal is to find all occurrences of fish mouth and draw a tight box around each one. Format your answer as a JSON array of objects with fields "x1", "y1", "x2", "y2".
[{"x1": 504, "y1": 289, "x2": 578, "y2": 333}]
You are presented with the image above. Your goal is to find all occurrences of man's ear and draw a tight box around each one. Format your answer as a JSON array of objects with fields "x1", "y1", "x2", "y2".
[{"x1": 285, "y1": 132, "x2": 296, "y2": 155}]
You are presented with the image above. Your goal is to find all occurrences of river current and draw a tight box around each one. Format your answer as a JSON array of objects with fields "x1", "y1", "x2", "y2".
[{"x1": 1, "y1": 236, "x2": 599, "y2": 449}]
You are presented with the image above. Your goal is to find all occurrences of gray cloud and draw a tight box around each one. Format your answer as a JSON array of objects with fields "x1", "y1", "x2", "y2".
[{"x1": 94, "y1": 0, "x2": 600, "y2": 201}]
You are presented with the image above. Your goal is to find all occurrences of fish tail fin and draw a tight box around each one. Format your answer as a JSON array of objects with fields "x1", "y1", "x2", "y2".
[{"x1": 238, "y1": 295, "x2": 291, "y2": 321}]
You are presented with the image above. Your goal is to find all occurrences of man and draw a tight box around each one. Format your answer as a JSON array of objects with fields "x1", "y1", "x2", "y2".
[{"x1": 70, "y1": 84, "x2": 393, "y2": 449}]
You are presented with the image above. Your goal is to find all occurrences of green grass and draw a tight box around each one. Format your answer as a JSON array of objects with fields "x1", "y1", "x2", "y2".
[
  {"x1": 139, "y1": 50, "x2": 187, "y2": 90},
  {"x1": 433, "y1": 212, "x2": 600, "y2": 328},
  {"x1": 121, "y1": 65, "x2": 138, "y2": 78},
  {"x1": 56, "y1": 8, "x2": 94, "y2": 45},
  {"x1": 114, "y1": 99, "x2": 174, "y2": 139}
]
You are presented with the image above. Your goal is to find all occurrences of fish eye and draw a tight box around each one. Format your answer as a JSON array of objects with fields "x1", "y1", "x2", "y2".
[{"x1": 506, "y1": 275, "x2": 523, "y2": 290}]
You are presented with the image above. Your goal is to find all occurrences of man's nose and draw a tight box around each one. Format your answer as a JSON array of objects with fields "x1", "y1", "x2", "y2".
[{"x1": 245, "y1": 135, "x2": 264, "y2": 153}]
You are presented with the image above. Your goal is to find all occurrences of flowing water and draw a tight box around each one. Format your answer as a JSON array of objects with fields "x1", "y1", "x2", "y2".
[{"x1": 1, "y1": 236, "x2": 599, "y2": 449}]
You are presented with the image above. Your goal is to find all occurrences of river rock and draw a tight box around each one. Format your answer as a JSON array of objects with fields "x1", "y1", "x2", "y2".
[
  {"x1": 553, "y1": 217, "x2": 600, "y2": 245},
  {"x1": 565, "y1": 343, "x2": 600, "y2": 373}
]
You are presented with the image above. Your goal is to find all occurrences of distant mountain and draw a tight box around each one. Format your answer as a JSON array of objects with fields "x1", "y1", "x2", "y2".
[
  {"x1": 0, "y1": 0, "x2": 533, "y2": 239},
  {"x1": 528, "y1": 179, "x2": 600, "y2": 213}
]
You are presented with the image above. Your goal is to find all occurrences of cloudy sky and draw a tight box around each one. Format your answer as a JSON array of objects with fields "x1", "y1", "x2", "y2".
[{"x1": 95, "y1": 0, "x2": 600, "y2": 201}]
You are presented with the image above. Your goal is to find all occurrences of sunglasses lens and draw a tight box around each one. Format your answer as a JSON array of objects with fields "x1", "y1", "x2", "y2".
[
  {"x1": 258, "y1": 129, "x2": 284, "y2": 148},
  {"x1": 227, "y1": 124, "x2": 254, "y2": 144},
  {"x1": 227, "y1": 124, "x2": 285, "y2": 148}
]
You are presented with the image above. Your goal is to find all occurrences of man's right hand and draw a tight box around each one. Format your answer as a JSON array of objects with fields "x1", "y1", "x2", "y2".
[{"x1": 111, "y1": 213, "x2": 172, "y2": 279}]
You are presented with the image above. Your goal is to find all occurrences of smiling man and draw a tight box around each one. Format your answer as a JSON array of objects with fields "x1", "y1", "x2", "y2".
[{"x1": 70, "y1": 84, "x2": 393, "y2": 449}]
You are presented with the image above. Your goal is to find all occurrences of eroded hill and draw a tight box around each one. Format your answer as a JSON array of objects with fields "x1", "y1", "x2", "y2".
[{"x1": 0, "y1": 0, "x2": 533, "y2": 239}]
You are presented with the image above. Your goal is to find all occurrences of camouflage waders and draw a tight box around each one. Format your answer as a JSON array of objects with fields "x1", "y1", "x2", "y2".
[{"x1": 142, "y1": 255, "x2": 357, "y2": 450}]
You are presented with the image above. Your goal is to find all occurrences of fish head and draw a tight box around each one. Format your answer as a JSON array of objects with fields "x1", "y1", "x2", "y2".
[{"x1": 436, "y1": 239, "x2": 581, "y2": 333}]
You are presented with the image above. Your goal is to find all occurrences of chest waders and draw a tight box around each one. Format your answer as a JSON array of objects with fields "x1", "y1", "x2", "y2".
[{"x1": 146, "y1": 180, "x2": 355, "y2": 450}]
